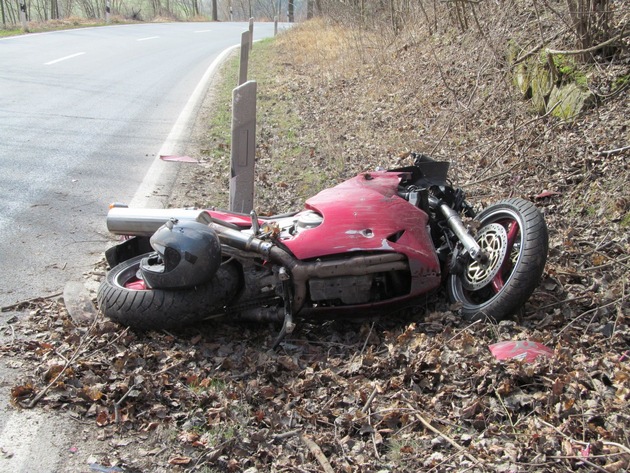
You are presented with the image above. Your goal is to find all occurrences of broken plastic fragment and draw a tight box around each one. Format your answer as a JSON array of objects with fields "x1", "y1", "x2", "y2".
[
  {"x1": 535, "y1": 190, "x2": 561, "y2": 199},
  {"x1": 489, "y1": 340, "x2": 554, "y2": 362}
]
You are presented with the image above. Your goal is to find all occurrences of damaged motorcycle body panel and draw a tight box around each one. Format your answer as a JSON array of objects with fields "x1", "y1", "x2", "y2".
[{"x1": 283, "y1": 171, "x2": 441, "y2": 296}]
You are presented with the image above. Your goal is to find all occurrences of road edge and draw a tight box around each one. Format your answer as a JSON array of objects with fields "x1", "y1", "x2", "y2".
[{"x1": 129, "y1": 43, "x2": 240, "y2": 209}]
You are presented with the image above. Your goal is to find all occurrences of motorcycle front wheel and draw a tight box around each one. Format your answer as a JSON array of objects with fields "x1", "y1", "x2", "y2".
[
  {"x1": 97, "y1": 253, "x2": 239, "y2": 330},
  {"x1": 447, "y1": 198, "x2": 548, "y2": 322}
]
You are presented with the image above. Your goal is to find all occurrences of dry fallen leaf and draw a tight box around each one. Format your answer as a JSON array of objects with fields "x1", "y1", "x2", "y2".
[{"x1": 168, "y1": 456, "x2": 192, "y2": 466}]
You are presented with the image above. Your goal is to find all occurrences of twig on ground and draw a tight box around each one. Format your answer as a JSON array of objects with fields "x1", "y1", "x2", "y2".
[
  {"x1": 272, "y1": 429, "x2": 302, "y2": 441},
  {"x1": 444, "y1": 320, "x2": 481, "y2": 345},
  {"x1": 25, "y1": 328, "x2": 99, "y2": 408},
  {"x1": 115, "y1": 382, "x2": 141, "y2": 424},
  {"x1": 300, "y1": 434, "x2": 335, "y2": 473},
  {"x1": 538, "y1": 418, "x2": 630, "y2": 455},
  {"x1": 85, "y1": 327, "x2": 129, "y2": 359},
  {"x1": 1, "y1": 292, "x2": 63, "y2": 312},
  {"x1": 359, "y1": 321, "x2": 374, "y2": 356},
  {"x1": 583, "y1": 254, "x2": 630, "y2": 272},
  {"x1": 157, "y1": 360, "x2": 185, "y2": 376},
  {"x1": 407, "y1": 405, "x2": 483, "y2": 467},
  {"x1": 464, "y1": 162, "x2": 519, "y2": 187},
  {"x1": 596, "y1": 145, "x2": 630, "y2": 157},
  {"x1": 361, "y1": 384, "x2": 380, "y2": 414},
  {"x1": 494, "y1": 389, "x2": 517, "y2": 434},
  {"x1": 536, "y1": 294, "x2": 593, "y2": 312},
  {"x1": 556, "y1": 294, "x2": 629, "y2": 337}
]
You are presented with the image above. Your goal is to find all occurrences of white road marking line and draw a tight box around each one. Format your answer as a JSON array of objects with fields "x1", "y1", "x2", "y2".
[
  {"x1": 137, "y1": 36, "x2": 159, "y2": 41},
  {"x1": 44, "y1": 52, "x2": 85, "y2": 65}
]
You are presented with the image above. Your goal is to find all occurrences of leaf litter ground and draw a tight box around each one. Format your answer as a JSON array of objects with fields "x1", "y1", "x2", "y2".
[{"x1": 2, "y1": 20, "x2": 630, "y2": 473}]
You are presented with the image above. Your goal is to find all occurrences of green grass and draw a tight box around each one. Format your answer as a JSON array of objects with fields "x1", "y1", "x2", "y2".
[
  {"x1": 612, "y1": 74, "x2": 629, "y2": 92},
  {"x1": 0, "y1": 19, "x2": 115, "y2": 37},
  {"x1": 0, "y1": 28, "x2": 23, "y2": 37},
  {"x1": 202, "y1": 53, "x2": 240, "y2": 160},
  {"x1": 201, "y1": 35, "x2": 329, "y2": 211}
]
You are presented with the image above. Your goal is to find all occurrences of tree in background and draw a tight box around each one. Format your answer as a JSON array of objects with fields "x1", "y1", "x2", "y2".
[{"x1": 3, "y1": 0, "x2": 624, "y2": 58}]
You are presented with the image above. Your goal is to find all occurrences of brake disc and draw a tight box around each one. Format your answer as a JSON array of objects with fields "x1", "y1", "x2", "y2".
[{"x1": 461, "y1": 223, "x2": 508, "y2": 291}]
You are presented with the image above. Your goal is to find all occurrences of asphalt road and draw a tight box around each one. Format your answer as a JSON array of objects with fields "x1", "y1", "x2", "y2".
[
  {"x1": 0, "y1": 21, "x2": 277, "y2": 308},
  {"x1": 0, "y1": 21, "x2": 279, "y2": 472}
]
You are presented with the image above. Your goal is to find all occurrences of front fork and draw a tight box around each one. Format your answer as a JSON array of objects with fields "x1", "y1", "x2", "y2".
[{"x1": 430, "y1": 196, "x2": 487, "y2": 267}]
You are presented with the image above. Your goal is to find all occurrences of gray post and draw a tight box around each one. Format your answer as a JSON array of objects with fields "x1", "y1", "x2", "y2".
[
  {"x1": 238, "y1": 31, "x2": 250, "y2": 86},
  {"x1": 274, "y1": 16, "x2": 278, "y2": 35},
  {"x1": 19, "y1": 3, "x2": 27, "y2": 31},
  {"x1": 248, "y1": 17, "x2": 254, "y2": 51},
  {"x1": 229, "y1": 81, "x2": 257, "y2": 213}
]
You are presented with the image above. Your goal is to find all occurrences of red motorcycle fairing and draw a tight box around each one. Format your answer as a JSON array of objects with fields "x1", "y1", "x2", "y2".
[
  {"x1": 205, "y1": 209, "x2": 253, "y2": 227},
  {"x1": 206, "y1": 170, "x2": 442, "y2": 297},
  {"x1": 288, "y1": 170, "x2": 441, "y2": 295}
]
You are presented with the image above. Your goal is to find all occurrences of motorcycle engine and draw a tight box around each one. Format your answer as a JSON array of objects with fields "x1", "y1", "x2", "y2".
[{"x1": 309, "y1": 275, "x2": 374, "y2": 305}]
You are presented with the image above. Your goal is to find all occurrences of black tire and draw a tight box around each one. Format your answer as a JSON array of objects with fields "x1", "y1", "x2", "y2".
[
  {"x1": 447, "y1": 198, "x2": 548, "y2": 322},
  {"x1": 97, "y1": 253, "x2": 239, "y2": 330}
]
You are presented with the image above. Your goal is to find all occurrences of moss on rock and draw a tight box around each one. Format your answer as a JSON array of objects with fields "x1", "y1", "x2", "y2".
[
  {"x1": 548, "y1": 83, "x2": 595, "y2": 121},
  {"x1": 530, "y1": 59, "x2": 555, "y2": 114},
  {"x1": 513, "y1": 62, "x2": 531, "y2": 98}
]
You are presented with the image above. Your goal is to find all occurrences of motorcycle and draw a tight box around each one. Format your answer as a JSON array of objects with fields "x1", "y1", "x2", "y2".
[{"x1": 98, "y1": 153, "x2": 548, "y2": 346}]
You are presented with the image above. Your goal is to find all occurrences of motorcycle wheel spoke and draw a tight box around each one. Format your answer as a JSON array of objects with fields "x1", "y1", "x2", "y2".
[
  {"x1": 505, "y1": 220, "x2": 519, "y2": 249},
  {"x1": 490, "y1": 220, "x2": 518, "y2": 294},
  {"x1": 491, "y1": 274, "x2": 504, "y2": 293}
]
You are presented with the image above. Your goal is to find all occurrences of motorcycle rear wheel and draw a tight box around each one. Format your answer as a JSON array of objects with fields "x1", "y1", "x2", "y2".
[
  {"x1": 447, "y1": 198, "x2": 548, "y2": 322},
  {"x1": 97, "y1": 253, "x2": 239, "y2": 330}
]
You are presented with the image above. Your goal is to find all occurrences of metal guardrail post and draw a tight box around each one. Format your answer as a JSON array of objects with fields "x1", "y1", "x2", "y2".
[
  {"x1": 238, "y1": 31, "x2": 250, "y2": 86},
  {"x1": 249, "y1": 17, "x2": 254, "y2": 51},
  {"x1": 19, "y1": 3, "x2": 27, "y2": 31},
  {"x1": 229, "y1": 80, "x2": 257, "y2": 213}
]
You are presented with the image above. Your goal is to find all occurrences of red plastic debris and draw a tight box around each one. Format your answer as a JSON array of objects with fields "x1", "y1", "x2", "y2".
[
  {"x1": 489, "y1": 340, "x2": 554, "y2": 362},
  {"x1": 535, "y1": 190, "x2": 561, "y2": 199}
]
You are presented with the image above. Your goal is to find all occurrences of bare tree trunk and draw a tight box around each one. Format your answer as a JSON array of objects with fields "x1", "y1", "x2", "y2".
[
  {"x1": 288, "y1": 0, "x2": 293, "y2": 22},
  {"x1": 50, "y1": 0, "x2": 58, "y2": 18},
  {"x1": 211, "y1": 0, "x2": 217, "y2": 20},
  {"x1": 565, "y1": 0, "x2": 612, "y2": 61}
]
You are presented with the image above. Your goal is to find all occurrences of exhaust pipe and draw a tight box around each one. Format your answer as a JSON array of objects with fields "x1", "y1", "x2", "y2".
[{"x1": 106, "y1": 207, "x2": 212, "y2": 236}]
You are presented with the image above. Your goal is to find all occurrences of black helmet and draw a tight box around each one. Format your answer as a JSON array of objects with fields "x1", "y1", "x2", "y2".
[{"x1": 140, "y1": 219, "x2": 221, "y2": 289}]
